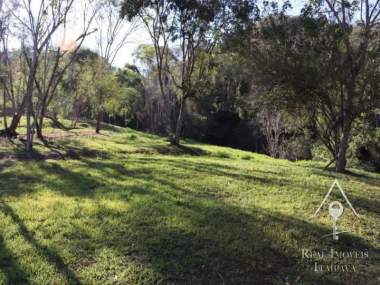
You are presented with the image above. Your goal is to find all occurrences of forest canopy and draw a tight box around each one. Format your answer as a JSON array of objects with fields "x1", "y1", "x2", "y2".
[{"x1": 0, "y1": 0, "x2": 379, "y2": 172}]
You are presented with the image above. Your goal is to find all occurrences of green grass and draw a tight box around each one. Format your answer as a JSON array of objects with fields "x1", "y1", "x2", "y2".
[{"x1": 0, "y1": 123, "x2": 379, "y2": 284}]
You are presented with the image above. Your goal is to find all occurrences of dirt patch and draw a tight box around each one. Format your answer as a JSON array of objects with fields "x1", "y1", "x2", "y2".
[{"x1": 17, "y1": 130, "x2": 105, "y2": 142}]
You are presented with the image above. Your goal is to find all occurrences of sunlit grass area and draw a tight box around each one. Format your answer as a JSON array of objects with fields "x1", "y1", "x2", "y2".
[{"x1": 0, "y1": 124, "x2": 379, "y2": 284}]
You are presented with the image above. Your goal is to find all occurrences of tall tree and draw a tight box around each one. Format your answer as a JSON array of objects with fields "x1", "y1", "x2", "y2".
[
  {"x1": 246, "y1": 3, "x2": 380, "y2": 172},
  {"x1": 122, "y1": 0, "x2": 177, "y2": 135},
  {"x1": 10, "y1": 0, "x2": 76, "y2": 150},
  {"x1": 0, "y1": 0, "x2": 12, "y2": 131},
  {"x1": 311, "y1": 0, "x2": 380, "y2": 171},
  {"x1": 7, "y1": 0, "x2": 97, "y2": 149},
  {"x1": 166, "y1": 0, "x2": 223, "y2": 144},
  {"x1": 95, "y1": 0, "x2": 138, "y2": 66},
  {"x1": 33, "y1": 2, "x2": 97, "y2": 140},
  {"x1": 133, "y1": 43, "x2": 177, "y2": 134},
  {"x1": 121, "y1": 0, "x2": 255, "y2": 144}
]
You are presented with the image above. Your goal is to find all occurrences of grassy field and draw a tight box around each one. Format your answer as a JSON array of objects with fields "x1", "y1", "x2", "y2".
[{"x1": 0, "y1": 121, "x2": 379, "y2": 284}]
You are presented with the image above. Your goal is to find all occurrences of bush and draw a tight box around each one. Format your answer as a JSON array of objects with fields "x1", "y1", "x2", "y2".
[
  {"x1": 183, "y1": 113, "x2": 208, "y2": 142},
  {"x1": 214, "y1": 151, "x2": 231, "y2": 158},
  {"x1": 352, "y1": 127, "x2": 380, "y2": 171},
  {"x1": 241, "y1": 154, "x2": 252, "y2": 160},
  {"x1": 284, "y1": 135, "x2": 313, "y2": 161},
  {"x1": 311, "y1": 143, "x2": 331, "y2": 162}
]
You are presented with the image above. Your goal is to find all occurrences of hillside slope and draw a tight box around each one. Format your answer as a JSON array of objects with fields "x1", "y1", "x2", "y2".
[{"x1": 0, "y1": 124, "x2": 379, "y2": 284}]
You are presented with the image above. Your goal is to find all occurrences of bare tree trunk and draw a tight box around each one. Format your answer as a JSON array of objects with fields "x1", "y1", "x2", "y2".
[
  {"x1": 173, "y1": 98, "x2": 186, "y2": 145},
  {"x1": 335, "y1": 81, "x2": 354, "y2": 172},
  {"x1": 36, "y1": 116, "x2": 43, "y2": 140},
  {"x1": 25, "y1": 51, "x2": 39, "y2": 151},
  {"x1": 35, "y1": 87, "x2": 49, "y2": 140},
  {"x1": 25, "y1": 63, "x2": 37, "y2": 151},
  {"x1": 36, "y1": 99, "x2": 54, "y2": 140},
  {"x1": 25, "y1": 85, "x2": 33, "y2": 152},
  {"x1": 96, "y1": 110, "x2": 102, "y2": 133},
  {"x1": 7, "y1": 95, "x2": 26, "y2": 136},
  {"x1": 2, "y1": 89, "x2": 7, "y2": 131},
  {"x1": 37, "y1": 114, "x2": 44, "y2": 139},
  {"x1": 336, "y1": 123, "x2": 351, "y2": 172}
]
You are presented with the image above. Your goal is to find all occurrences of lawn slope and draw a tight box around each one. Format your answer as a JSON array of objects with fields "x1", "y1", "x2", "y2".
[{"x1": 0, "y1": 124, "x2": 379, "y2": 284}]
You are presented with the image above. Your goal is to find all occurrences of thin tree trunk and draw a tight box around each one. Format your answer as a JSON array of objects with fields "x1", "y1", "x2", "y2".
[
  {"x1": 36, "y1": 115, "x2": 43, "y2": 140},
  {"x1": 25, "y1": 52, "x2": 38, "y2": 152},
  {"x1": 26, "y1": 90, "x2": 33, "y2": 151},
  {"x1": 39, "y1": 115, "x2": 44, "y2": 138},
  {"x1": 96, "y1": 110, "x2": 102, "y2": 133},
  {"x1": 2, "y1": 89, "x2": 8, "y2": 131},
  {"x1": 335, "y1": 81, "x2": 355, "y2": 172},
  {"x1": 336, "y1": 122, "x2": 351, "y2": 172},
  {"x1": 25, "y1": 75, "x2": 35, "y2": 152},
  {"x1": 35, "y1": 90, "x2": 48, "y2": 140},
  {"x1": 7, "y1": 95, "x2": 26, "y2": 136},
  {"x1": 173, "y1": 98, "x2": 186, "y2": 145}
]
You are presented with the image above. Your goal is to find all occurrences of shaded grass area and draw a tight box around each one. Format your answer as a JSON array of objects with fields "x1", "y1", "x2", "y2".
[{"x1": 0, "y1": 125, "x2": 379, "y2": 284}]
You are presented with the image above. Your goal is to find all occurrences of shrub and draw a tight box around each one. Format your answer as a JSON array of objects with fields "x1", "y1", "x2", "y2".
[
  {"x1": 311, "y1": 143, "x2": 331, "y2": 162},
  {"x1": 241, "y1": 154, "x2": 252, "y2": 160},
  {"x1": 214, "y1": 151, "x2": 231, "y2": 158},
  {"x1": 352, "y1": 125, "x2": 380, "y2": 171}
]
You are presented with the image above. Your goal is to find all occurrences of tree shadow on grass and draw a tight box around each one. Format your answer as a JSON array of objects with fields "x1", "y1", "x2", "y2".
[
  {"x1": 0, "y1": 159, "x2": 155, "y2": 201},
  {"x1": 30, "y1": 158, "x2": 377, "y2": 284},
  {"x1": 0, "y1": 168, "x2": 42, "y2": 197},
  {"x1": 0, "y1": 156, "x2": 274, "y2": 201},
  {"x1": 0, "y1": 146, "x2": 61, "y2": 161},
  {"x1": 49, "y1": 140, "x2": 112, "y2": 160},
  {"x1": 310, "y1": 167, "x2": 380, "y2": 189},
  {"x1": 0, "y1": 138, "x2": 113, "y2": 162},
  {"x1": 125, "y1": 156, "x2": 277, "y2": 185},
  {"x1": 0, "y1": 161, "x2": 103, "y2": 198},
  {"x1": 0, "y1": 202, "x2": 82, "y2": 284},
  {"x1": 307, "y1": 168, "x2": 380, "y2": 216},
  {"x1": 342, "y1": 193, "x2": 380, "y2": 216},
  {"x1": 0, "y1": 155, "x2": 378, "y2": 284},
  {"x1": 74, "y1": 158, "x2": 379, "y2": 283},
  {"x1": 343, "y1": 169, "x2": 380, "y2": 188},
  {"x1": 0, "y1": 234, "x2": 29, "y2": 284},
  {"x1": 68, "y1": 189, "x2": 379, "y2": 285}
]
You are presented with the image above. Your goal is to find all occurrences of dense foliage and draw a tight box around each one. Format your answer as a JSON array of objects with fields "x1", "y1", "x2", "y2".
[{"x1": 1, "y1": 0, "x2": 379, "y2": 172}]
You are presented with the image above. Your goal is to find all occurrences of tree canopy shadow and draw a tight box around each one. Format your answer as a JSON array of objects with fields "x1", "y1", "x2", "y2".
[
  {"x1": 0, "y1": 234, "x2": 29, "y2": 284},
  {"x1": 0, "y1": 202, "x2": 82, "y2": 284},
  {"x1": 66, "y1": 188, "x2": 379, "y2": 284},
  {"x1": 0, "y1": 152, "x2": 378, "y2": 284},
  {"x1": 310, "y1": 167, "x2": 380, "y2": 189}
]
